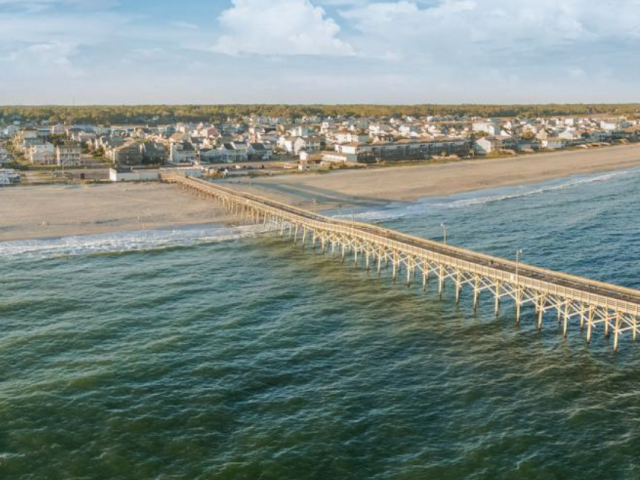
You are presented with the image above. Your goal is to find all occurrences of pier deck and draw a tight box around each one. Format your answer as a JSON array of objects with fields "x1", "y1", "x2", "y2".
[{"x1": 164, "y1": 174, "x2": 640, "y2": 352}]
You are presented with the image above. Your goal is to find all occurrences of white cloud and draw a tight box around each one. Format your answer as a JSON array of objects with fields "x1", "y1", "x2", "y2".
[
  {"x1": 0, "y1": 41, "x2": 84, "y2": 77},
  {"x1": 2, "y1": 0, "x2": 640, "y2": 104},
  {"x1": 211, "y1": 0, "x2": 355, "y2": 56},
  {"x1": 341, "y1": 0, "x2": 640, "y2": 51},
  {"x1": 171, "y1": 21, "x2": 199, "y2": 30}
]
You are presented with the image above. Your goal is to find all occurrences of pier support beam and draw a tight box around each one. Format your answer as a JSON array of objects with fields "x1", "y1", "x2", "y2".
[
  {"x1": 165, "y1": 175, "x2": 640, "y2": 354},
  {"x1": 423, "y1": 269, "x2": 429, "y2": 293},
  {"x1": 473, "y1": 277, "x2": 480, "y2": 311},
  {"x1": 392, "y1": 256, "x2": 397, "y2": 282},
  {"x1": 537, "y1": 295, "x2": 547, "y2": 331},
  {"x1": 614, "y1": 314, "x2": 622, "y2": 353}
]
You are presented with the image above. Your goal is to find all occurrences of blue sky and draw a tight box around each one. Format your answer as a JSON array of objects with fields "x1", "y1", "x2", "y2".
[{"x1": 1, "y1": 0, "x2": 639, "y2": 105}]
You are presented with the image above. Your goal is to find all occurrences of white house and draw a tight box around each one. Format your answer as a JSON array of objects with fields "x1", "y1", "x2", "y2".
[
  {"x1": 321, "y1": 152, "x2": 358, "y2": 164},
  {"x1": 0, "y1": 169, "x2": 21, "y2": 186},
  {"x1": 292, "y1": 126, "x2": 313, "y2": 137},
  {"x1": 293, "y1": 136, "x2": 322, "y2": 155},
  {"x1": 542, "y1": 138, "x2": 567, "y2": 150},
  {"x1": 279, "y1": 136, "x2": 298, "y2": 154},
  {"x1": 472, "y1": 121, "x2": 501, "y2": 136},
  {"x1": 558, "y1": 129, "x2": 580, "y2": 142},
  {"x1": 201, "y1": 143, "x2": 250, "y2": 163},
  {"x1": 230, "y1": 141, "x2": 249, "y2": 160},
  {"x1": 321, "y1": 120, "x2": 335, "y2": 133},
  {"x1": 336, "y1": 143, "x2": 369, "y2": 156},
  {"x1": 600, "y1": 121, "x2": 619, "y2": 131},
  {"x1": 369, "y1": 124, "x2": 391, "y2": 135},
  {"x1": 109, "y1": 167, "x2": 160, "y2": 182},
  {"x1": 334, "y1": 132, "x2": 369, "y2": 144},
  {"x1": 473, "y1": 137, "x2": 495, "y2": 155},
  {"x1": 159, "y1": 166, "x2": 203, "y2": 178},
  {"x1": 170, "y1": 142, "x2": 196, "y2": 164},
  {"x1": 29, "y1": 143, "x2": 56, "y2": 165},
  {"x1": 73, "y1": 132, "x2": 97, "y2": 145}
]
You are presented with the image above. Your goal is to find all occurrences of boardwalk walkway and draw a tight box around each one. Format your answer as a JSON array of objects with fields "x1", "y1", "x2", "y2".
[{"x1": 164, "y1": 174, "x2": 640, "y2": 352}]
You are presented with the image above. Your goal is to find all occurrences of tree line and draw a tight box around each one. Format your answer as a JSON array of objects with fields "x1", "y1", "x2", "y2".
[{"x1": 1, "y1": 104, "x2": 639, "y2": 126}]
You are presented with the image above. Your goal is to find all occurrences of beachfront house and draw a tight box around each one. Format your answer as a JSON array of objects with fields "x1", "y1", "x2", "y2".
[
  {"x1": 110, "y1": 142, "x2": 143, "y2": 166},
  {"x1": 249, "y1": 143, "x2": 272, "y2": 161},
  {"x1": 294, "y1": 136, "x2": 323, "y2": 156},
  {"x1": 140, "y1": 142, "x2": 168, "y2": 164},
  {"x1": 473, "y1": 137, "x2": 494, "y2": 155},
  {"x1": 170, "y1": 142, "x2": 196, "y2": 164},
  {"x1": 109, "y1": 167, "x2": 160, "y2": 182},
  {"x1": 321, "y1": 151, "x2": 358, "y2": 164},
  {"x1": 56, "y1": 143, "x2": 82, "y2": 167},
  {"x1": 542, "y1": 138, "x2": 568, "y2": 150},
  {"x1": 0, "y1": 169, "x2": 21, "y2": 186},
  {"x1": 279, "y1": 136, "x2": 298, "y2": 154}
]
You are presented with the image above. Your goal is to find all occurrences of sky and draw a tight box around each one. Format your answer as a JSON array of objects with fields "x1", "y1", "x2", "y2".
[{"x1": 0, "y1": 0, "x2": 639, "y2": 105}]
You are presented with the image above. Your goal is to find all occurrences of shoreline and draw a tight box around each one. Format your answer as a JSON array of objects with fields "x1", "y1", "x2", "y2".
[
  {"x1": 0, "y1": 221, "x2": 241, "y2": 244},
  {"x1": 2, "y1": 144, "x2": 640, "y2": 243},
  {"x1": 229, "y1": 143, "x2": 640, "y2": 210},
  {"x1": 0, "y1": 183, "x2": 236, "y2": 243}
]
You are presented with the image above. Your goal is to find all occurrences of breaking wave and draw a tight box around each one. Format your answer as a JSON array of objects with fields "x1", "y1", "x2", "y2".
[
  {"x1": 0, "y1": 224, "x2": 262, "y2": 259},
  {"x1": 337, "y1": 169, "x2": 632, "y2": 222}
]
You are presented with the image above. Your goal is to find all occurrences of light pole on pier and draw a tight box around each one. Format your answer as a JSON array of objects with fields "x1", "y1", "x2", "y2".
[
  {"x1": 441, "y1": 223, "x2": 447, "y2": 245},
  {"x1": 516, "y1": 249, "x2": 524, "y2": 285}
]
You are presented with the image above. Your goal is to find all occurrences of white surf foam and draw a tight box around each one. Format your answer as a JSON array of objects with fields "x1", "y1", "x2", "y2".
[
  {"x1": 0, "y1": 224, "x2": 262, "y2": 259},
  {"x1": 334, "y1": 169, "x2": 631, "y2": 223}
]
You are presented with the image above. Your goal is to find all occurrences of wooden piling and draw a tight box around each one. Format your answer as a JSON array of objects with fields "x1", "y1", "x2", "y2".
[{"x1": 164, "y1": 174, "x2": 640, "y2": 354}]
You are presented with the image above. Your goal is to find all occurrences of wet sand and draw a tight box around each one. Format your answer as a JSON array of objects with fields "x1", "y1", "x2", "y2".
[
  {"x1": 0, "y1": 183, "x2": 233, "y2": 242},
  {"x1": 230, "y1": 143, "x2": 640, "y2": 209},
  {"x1": 2, "y1": 144, "x2": 640, "y2": 242}
]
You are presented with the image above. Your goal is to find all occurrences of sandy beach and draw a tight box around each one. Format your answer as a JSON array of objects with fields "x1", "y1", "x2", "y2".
[
  {"x1": 0, "y1": 183, "x2": 234, "y2": 242},
  {"x1": 2, "y1": 144, "x2": 640, "y2": 242},
  {"x1": 230, "y1": 143, "x2": 640, "y2": 209}
]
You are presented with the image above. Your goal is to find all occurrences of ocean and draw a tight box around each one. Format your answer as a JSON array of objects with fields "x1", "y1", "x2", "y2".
[{"x1": 2, "y1": 168, "x2": 640, "y2": 479}]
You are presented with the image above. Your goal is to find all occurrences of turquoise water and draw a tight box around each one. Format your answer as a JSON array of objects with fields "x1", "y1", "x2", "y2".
[{"x1": 2, "y1": 169, "x2": 640, "y2": 479}]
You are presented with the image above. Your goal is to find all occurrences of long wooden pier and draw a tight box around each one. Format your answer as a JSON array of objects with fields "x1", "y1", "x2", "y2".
[{"x1": 164, "y1": 174, "x2": 640, "y2": 352}]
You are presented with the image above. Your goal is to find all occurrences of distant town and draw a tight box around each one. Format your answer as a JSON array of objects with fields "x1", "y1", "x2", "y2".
[{"x1": 2, "y1": 110, "x2": 640, "y2": 186}]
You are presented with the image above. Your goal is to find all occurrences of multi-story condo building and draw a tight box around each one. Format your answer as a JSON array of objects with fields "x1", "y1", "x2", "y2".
[{"x1": 56, "y1": 143, "x2": 82, "y2": 167}]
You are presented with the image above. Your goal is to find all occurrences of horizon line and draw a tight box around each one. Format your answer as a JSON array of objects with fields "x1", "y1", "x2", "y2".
[{"x1": 2, "y1": 102, "x2": 640, "y2": 109}]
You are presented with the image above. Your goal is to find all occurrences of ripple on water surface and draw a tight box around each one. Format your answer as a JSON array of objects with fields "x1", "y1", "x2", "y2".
[{"x1": 2, "y1": 170, "x2": 640, "y2": 479}]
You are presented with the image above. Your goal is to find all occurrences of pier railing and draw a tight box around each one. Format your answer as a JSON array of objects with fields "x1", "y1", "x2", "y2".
[{"x1": 163, "y1": 174, "x2": 640, "y2": 352}]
